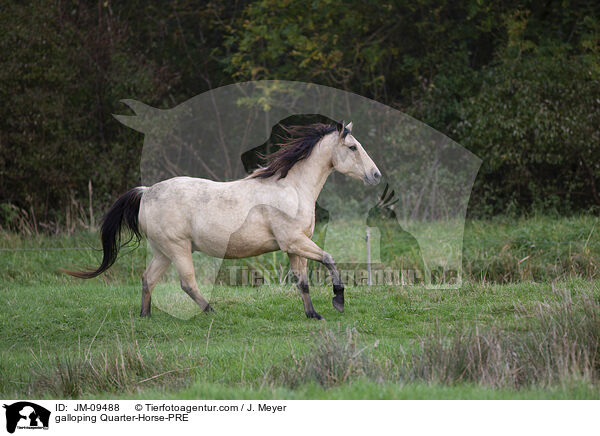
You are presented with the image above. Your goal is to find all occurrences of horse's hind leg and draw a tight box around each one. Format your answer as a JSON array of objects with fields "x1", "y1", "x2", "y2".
[
  {"x1": 289, "y1": 254, "x2": 322, "y2": 320},
  {"x1": 141, "y1": 250, "x2": 171, "y2": 317},
  {"x1": 165, "y1": 240, "x2": 213, "y2": 313}
]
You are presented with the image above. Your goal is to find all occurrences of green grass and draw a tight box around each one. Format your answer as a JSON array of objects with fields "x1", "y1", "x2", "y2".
[
  {"x1": 111, "y1": 380, "x2": 600, "y2": 400},
  {"x1": 2, "y1": 280, "x2": 599, "y2": 399},
  {"x1": 1, "y1": 215, "x2": 599, "y2": 399}
]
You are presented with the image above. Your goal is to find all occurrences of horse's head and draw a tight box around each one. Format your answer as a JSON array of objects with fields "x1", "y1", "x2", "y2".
[{"x1": 331, "y1": 122, "x2": 381, "y2": 185}]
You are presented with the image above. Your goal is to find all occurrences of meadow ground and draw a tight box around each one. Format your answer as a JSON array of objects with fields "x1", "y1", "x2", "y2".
[{"x1": 1, "y1": 216, "x2": 599, "y2": 399}]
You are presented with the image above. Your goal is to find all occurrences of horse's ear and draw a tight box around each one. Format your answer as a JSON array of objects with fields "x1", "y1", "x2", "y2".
[
  {"x1": 339, "y1": 120, "x2": 346, "y2": 137},
  {"x1": 346, "y1": 121, "x2": 353, "y2": 133}
]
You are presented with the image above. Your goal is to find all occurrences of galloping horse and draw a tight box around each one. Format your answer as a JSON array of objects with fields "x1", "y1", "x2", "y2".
[{"x1": 65, "y1": 122, "x2": 381, "y2": 319}]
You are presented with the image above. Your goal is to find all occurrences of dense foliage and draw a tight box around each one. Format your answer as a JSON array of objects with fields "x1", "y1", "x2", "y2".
[{"x1": 1, "y1": 0, "x2": 599, "y2": 228}]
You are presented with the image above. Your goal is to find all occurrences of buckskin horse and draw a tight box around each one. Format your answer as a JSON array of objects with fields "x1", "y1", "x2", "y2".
[{"x1": 64, "y1": 122, "x2": 381, "y2": 319}]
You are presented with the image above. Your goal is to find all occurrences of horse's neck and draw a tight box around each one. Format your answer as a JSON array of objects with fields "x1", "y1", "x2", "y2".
[{"x1": 284, "y1": 140, "x2": 333, "y2": 203}]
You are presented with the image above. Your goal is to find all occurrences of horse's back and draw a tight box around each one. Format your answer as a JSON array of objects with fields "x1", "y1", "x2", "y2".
[
  {"x1": 140, "y1": 176, "x2": 239, "y2": 231},
  {"x1": 138, "y1": 176, "x2": 288, "y2": 258}
]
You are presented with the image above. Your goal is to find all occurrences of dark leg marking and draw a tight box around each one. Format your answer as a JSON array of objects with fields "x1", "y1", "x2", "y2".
[
  {"x1": 298, "y1": 280, "x2": 309, "y2": 293},
  {"x1": 306, "y1": 310, "x2": 323, "y2": 320},
  {"x1": 323, "y1": 253, "x2": 345, "y2": 313},
  {"x1": 332, "y1": 283, "x2": 345, "y2": 313},
  {"x1": 296, "y1": 280, "x2": 323, "y2": 320},
  {"x1": 140, "y1": 276, "x2": 151, "y2": 317},
  {"x1": 180, "y1": 281, "x2": 214, "y2": 314}
]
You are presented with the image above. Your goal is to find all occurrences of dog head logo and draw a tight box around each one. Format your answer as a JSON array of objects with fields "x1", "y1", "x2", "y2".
[{"x1": 3, "y1": 402, "x2": 50, "y2": 433}]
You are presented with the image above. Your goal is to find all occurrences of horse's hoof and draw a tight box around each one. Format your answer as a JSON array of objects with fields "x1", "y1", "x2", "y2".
[
  {"x1": 306, "y1": 311, "x2": 324, "y2": 320},
  {"x1": 203, "y1": 304, "x2": 215, "y2": 313},
  {"x1": 332, "y1": 295, "x2": 344, "y2": 313}
]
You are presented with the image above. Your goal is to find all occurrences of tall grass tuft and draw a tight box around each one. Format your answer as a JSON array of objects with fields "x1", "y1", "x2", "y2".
[
  {"x1": 266, "y1": 327, "x2": 383, "y2": 388},
  {"x1": 403, "y1": 286, "x2": 600, "y2": 388},
  {"x1": 30, "y1": 337, "x2": 195, "y2": 398}
]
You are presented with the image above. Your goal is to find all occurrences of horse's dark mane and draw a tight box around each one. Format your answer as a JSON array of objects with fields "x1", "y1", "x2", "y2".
[{"x1": 250, "y1": 122, "x2": 348, "y2": 179}]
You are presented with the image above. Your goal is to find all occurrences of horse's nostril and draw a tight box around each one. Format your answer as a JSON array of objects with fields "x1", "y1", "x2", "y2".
[{"x1": 372, "y1": 170, "x2": 381, "y2": 181}]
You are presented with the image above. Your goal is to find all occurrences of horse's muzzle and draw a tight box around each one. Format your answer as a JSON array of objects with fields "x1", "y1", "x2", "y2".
[{"x1": 364, "y1": 169, "x2": 382, "y2": 185}]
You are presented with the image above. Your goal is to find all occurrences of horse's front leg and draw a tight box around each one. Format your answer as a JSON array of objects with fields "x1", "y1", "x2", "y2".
[
  {"x1": 323, "y1": 252, "x2": 345, "y2": 313},
  {"x1": 288, "y1": 253, "x2": 323, "y2": 319},
  {"x1": 282, "y1": 236, "x2": 345, "y2": 314}
]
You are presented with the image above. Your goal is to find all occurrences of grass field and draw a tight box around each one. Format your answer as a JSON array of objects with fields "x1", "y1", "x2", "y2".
[{"x1": 1, "y1": 216, "x2": 599, "y2": 399}]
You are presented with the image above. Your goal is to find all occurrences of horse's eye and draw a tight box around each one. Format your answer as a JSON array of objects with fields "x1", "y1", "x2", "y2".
[{"x1": 349, "y1": 145, "x2": 357, "y2": 151}]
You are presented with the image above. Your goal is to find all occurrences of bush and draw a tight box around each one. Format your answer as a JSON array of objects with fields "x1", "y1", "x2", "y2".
[{"x1": 454, "y1": 49, "x2": 600, "y2": 215}]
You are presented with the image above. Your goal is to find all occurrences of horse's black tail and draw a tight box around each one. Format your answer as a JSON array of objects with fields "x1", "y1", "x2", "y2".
[{"x1": 62, "y1": 187, "x2": 145, "y2": 279}]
